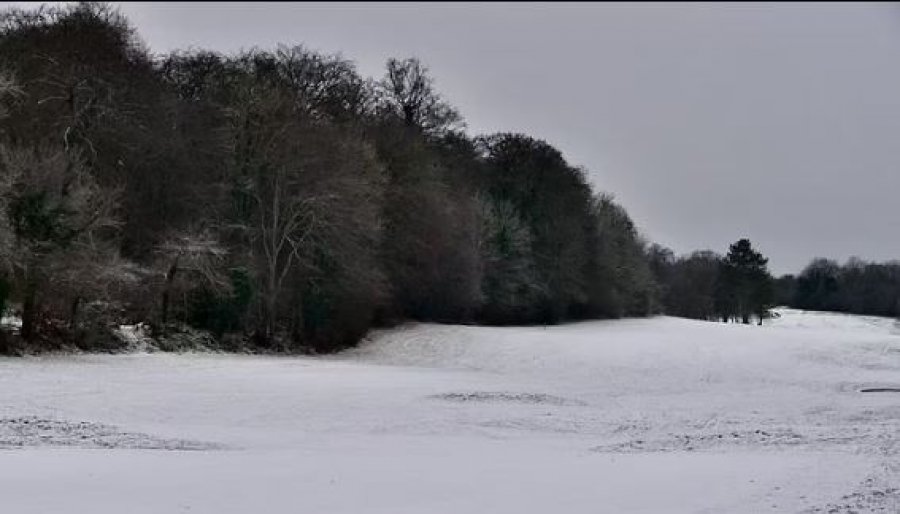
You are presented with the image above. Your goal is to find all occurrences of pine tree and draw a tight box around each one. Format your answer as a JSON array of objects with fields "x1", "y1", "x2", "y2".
[{"x1": 721, "y1": 239, "x2": 773, "y2": 324}]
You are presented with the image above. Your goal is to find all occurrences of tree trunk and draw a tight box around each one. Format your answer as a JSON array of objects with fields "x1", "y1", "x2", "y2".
[
  {"x1": 161, "y1": 258, "x2": 179, "y2": 332},
  {"x1": 290, "y1": 309, "x2": 303, "y2": 350},
  {"x1": 69, "y1": 297, "x2": 81, "y2": 330},
  {"x1": 264, "y1": 254, "x2": 282, "y2": 348},
  {"x1": 264, "y1": 278, "x2": 278, "y2": 347},
  {"x1": 21, "y1": 286, "x2": 37, "y2": 343}
]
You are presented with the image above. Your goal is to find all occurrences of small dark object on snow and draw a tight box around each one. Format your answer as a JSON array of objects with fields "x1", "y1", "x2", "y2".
[{"x1": 859, "y1": 387, "x2": 900, "y2": 393}]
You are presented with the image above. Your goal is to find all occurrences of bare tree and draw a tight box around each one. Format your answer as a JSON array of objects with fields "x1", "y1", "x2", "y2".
[
  {"x1": 245, "y1": 136, "x2": 385, "y2": 344},
  {"x1": 155, "y1": 230, "x2": 230, "y2": 328},
  {"x1": 223, "y1": 69, "x2": 385, "y2": 346},
  {"x1": 378, "y1": 58, "x2": 463, "y2": 135},
  {"x1": 46, "y1": 242, "x2": 143, "y2": 328}
]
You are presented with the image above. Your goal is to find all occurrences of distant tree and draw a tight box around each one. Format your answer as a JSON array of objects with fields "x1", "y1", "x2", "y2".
[
  {"x1": 788, "y1": 258, "x2": 900, "y2": 318},
  {"x1": 793, "y1": 258, "x2": 841, "y2": 312},
  {"x1": 720, "y1": 239, "x2": 773, "y2": 324},
  {"x1": 370, "y1": 59, "x2": 482, "y2": 324},
  {"x1": 668, "y1": 250, "x2": 723, "y2": 321},
  {"x1": 479, "y1": 133, "x2": 595, "y2": 323},
  {"x1": 587, "y1": 193, "x2": 657, "y2": 317},
  {"x1": 646, "y1": 244, "x2": 675, "y2": 313},
  {"x1": 773, "y1": 274, "x2": 796, "y2": 307}
]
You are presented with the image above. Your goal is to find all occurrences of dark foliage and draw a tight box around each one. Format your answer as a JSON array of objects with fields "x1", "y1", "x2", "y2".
[
  {"x1": 650, "y1": 240, "x2": 775, "y2": 324},
  {"x1": 782, "y1": 258, "x2": 900, "y2": 318},
  {"x1": 1, "y1": 2, "x2": 768, "y2": 353}
]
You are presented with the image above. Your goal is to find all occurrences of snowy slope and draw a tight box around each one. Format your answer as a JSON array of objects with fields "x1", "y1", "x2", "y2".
[{"x1": 1, "y1": 308, "x2": 899, "y2": 513}]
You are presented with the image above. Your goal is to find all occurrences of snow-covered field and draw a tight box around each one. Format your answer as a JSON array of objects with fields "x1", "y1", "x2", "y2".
[{"x1": 2, "y1": 308, "x2": 900, "y2": 513}]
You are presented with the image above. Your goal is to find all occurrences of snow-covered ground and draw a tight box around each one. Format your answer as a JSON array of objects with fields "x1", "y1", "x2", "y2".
[{"x1": 1, "y1": 308, "x2": 899, "y2": 513}]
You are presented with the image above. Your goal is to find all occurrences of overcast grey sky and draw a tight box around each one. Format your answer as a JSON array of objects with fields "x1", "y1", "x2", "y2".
[{"x1": 8, "y1": 2, "x2": 900, "y2": 274}]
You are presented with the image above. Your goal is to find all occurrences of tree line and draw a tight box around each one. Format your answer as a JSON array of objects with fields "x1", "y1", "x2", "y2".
[
  {"x1": 0, "y1": 3, "x2": 791, "y2": 354},
  {"x1": 775, "y1": 258, "x2": 900, "y2": 318}
]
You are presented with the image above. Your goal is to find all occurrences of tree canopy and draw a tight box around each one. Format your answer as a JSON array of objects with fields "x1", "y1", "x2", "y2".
[{"x1": 0, "y1": 2, "x2": 671, "y2": 353}]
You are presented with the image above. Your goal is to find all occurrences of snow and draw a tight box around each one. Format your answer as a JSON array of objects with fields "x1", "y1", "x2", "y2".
[
  {"x1": 114, "y1": 322, "x2": 154, "y2": 351},
  {"x1": 1, "y1": 311, "x2": 21, "y2": 332},
  {"x1": 1, "y1": 308, "x2": 899, "y2": 512}
]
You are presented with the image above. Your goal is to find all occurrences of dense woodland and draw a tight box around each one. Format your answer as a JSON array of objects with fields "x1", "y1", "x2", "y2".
[{"x1": 6, "y1": 2, "x2": 877, "y2": 356}]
